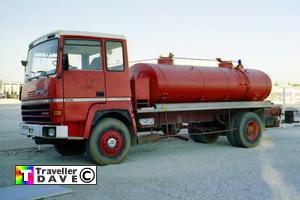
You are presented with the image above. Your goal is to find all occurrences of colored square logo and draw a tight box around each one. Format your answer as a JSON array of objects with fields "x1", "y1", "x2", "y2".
[{"x1": 16, "y1": 166, "x2": 34, "y2": 185}]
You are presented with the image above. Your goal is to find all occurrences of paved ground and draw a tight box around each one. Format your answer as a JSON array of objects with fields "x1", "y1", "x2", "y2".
[
  {"x1": 0, "y1": 103, "x2": 36, "y2": 151},
  {"x1": 0, "y1": 104, "x2": 300, "y2": 200}
]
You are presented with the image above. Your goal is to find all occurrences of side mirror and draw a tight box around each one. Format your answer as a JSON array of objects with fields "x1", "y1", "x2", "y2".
[
  {"x1": 19, "y1": 86, "x2": 22, "y2": 101},
  {"x1": 21, "y1": 60, "x2": 27, "y2": 67},
  {"x1": 62, "y1": 54, "x2": 69, "y2": 70}
]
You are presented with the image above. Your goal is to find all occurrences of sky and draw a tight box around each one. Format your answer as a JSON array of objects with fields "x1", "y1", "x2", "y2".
[{"x1": 0, "y1": 0, "x2": 299, "y2": 85}]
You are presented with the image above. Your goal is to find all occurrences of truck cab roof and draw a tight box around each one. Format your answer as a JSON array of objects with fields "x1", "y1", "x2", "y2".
[{"x1": 30, "y1": 30, "x2": 126, "y2": 47}]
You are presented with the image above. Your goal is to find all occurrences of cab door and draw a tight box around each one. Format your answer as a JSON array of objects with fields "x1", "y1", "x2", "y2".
[
  {"x1": 62, "y1": 38, "x2": 106, "y2": 122},
  {"x1": 104, "y1": 40, "x2": 131, "y2": 98}
]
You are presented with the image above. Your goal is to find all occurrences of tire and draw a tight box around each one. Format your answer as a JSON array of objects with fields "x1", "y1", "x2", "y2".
[
  {"x1": 232, "y1": 112, "x2": 263, "y2": 148},
  {"x1": 161, "y1": 124, "x2": 181, "y2": 135},
  {"x1": 226, "y1": 113, "x2": 242, "y2": 147},
  {"x1": 188, "y1": 124, "x2": 219, "y2": 143},
  {"x1": 54, "y1": 140, "x2": 86, "y2": 156},
  {"x1": 87, "y1": 118, "x2": 131, "y2": 165}
]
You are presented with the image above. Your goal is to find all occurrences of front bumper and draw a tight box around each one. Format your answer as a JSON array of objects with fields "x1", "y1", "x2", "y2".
[{"x1": 20, "y1": 123, "x2": 68, "y2": 138}]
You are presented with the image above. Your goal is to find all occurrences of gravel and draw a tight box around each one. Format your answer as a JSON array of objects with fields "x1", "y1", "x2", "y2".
[{"x1": 0, "y1": 104, "x2": 300, "y2": 200}]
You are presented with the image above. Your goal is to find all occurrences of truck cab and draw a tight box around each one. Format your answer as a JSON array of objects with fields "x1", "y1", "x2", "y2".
[{"x1": 20, "y1": 30, "x2": 137, "y2": 165}]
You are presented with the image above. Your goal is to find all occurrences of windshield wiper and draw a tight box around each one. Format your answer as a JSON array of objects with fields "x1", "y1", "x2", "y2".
[
  {"x1": 27, "y1": 70, "x2": 55, "y2": 81},
  {"x1": 37, "y1": 70, "x2": 47, "y2": 76},
  {"x1": 27, "y1": 71, "x2": 37, "y2": 80},
  {"x1": 28, "y1": 76, "x2": 39, "y2": 81},
  {"x1": 27, "y1": 71, "x2": 46, "y2": 80}
]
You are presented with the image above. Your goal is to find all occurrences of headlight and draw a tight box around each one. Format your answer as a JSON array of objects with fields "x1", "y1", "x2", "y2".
[{"x1": 48, "y1": 128, "x2": 56, "y2": 137}]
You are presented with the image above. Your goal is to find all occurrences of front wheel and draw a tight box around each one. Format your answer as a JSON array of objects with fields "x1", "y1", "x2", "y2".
[{"x1": 87, "y1": 118, "x2": 131, "y2": 165}]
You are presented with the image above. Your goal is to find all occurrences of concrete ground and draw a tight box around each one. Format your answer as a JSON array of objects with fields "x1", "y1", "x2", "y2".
[
  {"x1": 0, "y1": 103, "x2": 36, "y2": 151},
  {"x1": 0, "y1": 103, "x2": 300, "y2": 200}
]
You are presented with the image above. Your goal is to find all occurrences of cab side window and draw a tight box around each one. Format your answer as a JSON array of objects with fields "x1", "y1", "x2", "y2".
[
  {"x1": 105, "y1": 41, "x2": 124, "y2": 71},
  {"x1": 63, "y1": 39, "x2": 102, "y2": 71}
]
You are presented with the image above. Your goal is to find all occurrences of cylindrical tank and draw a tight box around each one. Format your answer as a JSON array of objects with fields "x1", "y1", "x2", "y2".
[{"x1": 130, "y1": 63, "x2": 272, "y2": 105}]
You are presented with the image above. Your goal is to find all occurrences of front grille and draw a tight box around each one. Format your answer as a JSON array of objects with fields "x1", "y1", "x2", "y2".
[
  {"x1": 22, "y1": 103, "x2": 51, "y2": 123},
  {"x1": 22, "y1": 104, "x2": 50, "y2": 110}
]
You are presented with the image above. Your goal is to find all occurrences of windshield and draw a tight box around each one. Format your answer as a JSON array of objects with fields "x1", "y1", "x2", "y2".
[{"x1": 25, "y1": 39, "x2": 58, "y2": 80}]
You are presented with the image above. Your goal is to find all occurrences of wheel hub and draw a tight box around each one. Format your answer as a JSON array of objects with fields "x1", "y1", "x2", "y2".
[
  {"x1": 107, "y1": 138, "x2": 117, "y2": 148},
  {"x1": 99, "y1": 130, "x2": 124, "y2": 157},
  {"x1": 245, "y1": 120, "x2": 259, "y2": 141}
]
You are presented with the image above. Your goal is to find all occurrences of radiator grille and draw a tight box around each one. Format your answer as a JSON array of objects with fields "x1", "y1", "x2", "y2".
[{"x1": 21, "y1": 103, "x2": 51, "y2": 123}]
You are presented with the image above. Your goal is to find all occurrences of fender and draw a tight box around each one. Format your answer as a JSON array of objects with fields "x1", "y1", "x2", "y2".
[{"x1": 83, "y1": 104, "x2": 137, "y2": 139}]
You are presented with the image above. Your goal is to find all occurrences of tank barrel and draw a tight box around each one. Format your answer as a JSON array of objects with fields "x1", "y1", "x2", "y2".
[{"x1": 130, "y1": 56, "x2": 272, "y2": 106}]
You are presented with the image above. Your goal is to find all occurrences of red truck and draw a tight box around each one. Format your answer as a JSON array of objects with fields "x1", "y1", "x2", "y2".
[{"x1": 20, "y1": 30, "x2": 273, "y2": 165}]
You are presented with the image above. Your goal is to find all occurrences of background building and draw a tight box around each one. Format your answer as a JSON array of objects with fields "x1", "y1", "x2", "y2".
[{"x1": 0, "y1": 80, "x2": 22, "y2": 98}]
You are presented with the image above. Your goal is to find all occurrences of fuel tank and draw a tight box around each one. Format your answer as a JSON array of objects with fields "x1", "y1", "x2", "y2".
[{"x1": 130, "y1": 63, "x2": 272, "y2": 106}]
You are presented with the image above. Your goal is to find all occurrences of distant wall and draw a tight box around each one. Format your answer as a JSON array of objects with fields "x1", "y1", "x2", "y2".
[
  {"x1": 0, "y1": 80, "x2": 3, "y2": 94},
  {"x1": 267, "y1": 86, "x2": 300, "y2": 104}
]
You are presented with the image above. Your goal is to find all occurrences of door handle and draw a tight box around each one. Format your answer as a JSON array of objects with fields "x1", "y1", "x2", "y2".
[{"x1": 96, "y1": 91, "x2": 105, "y2": 97}]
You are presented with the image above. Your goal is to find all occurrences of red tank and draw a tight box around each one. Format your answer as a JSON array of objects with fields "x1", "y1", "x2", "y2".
[{"x1": 130, "y1": 62, "x2": 272, "y2": 106}]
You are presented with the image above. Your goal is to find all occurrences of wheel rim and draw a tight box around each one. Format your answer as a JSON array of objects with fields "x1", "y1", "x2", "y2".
[
  {"x1": 245, "y1": 120, "x2": 259, "y2": 141},
  {"x1": 99, "y1": 130, "x2": 124, "y2": 157}
]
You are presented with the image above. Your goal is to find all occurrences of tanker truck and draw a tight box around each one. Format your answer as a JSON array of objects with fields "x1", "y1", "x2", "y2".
[{"x1": 20, "y1": 30, "x2": 272, "y2": 165}]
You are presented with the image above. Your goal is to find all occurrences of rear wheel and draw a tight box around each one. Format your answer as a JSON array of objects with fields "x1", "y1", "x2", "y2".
[
  {"x1": 188, "y1": 124, "x2": 219, "y2": 143},
  {"x1": 87, "y1": 118, "x2": 131, "y2": 165},
  {"x1": 226, "y1": 113, "x2": 242, "y2": 147},
  {"x1": 161, "y1": 124, "x2": 181, "y2": 135},
  {"x1": 230, "y1": 112, "x2": 262, "y2": 148},
  {"x1": 54, "y1": 140, "x2": 86, "y2": 156}
]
